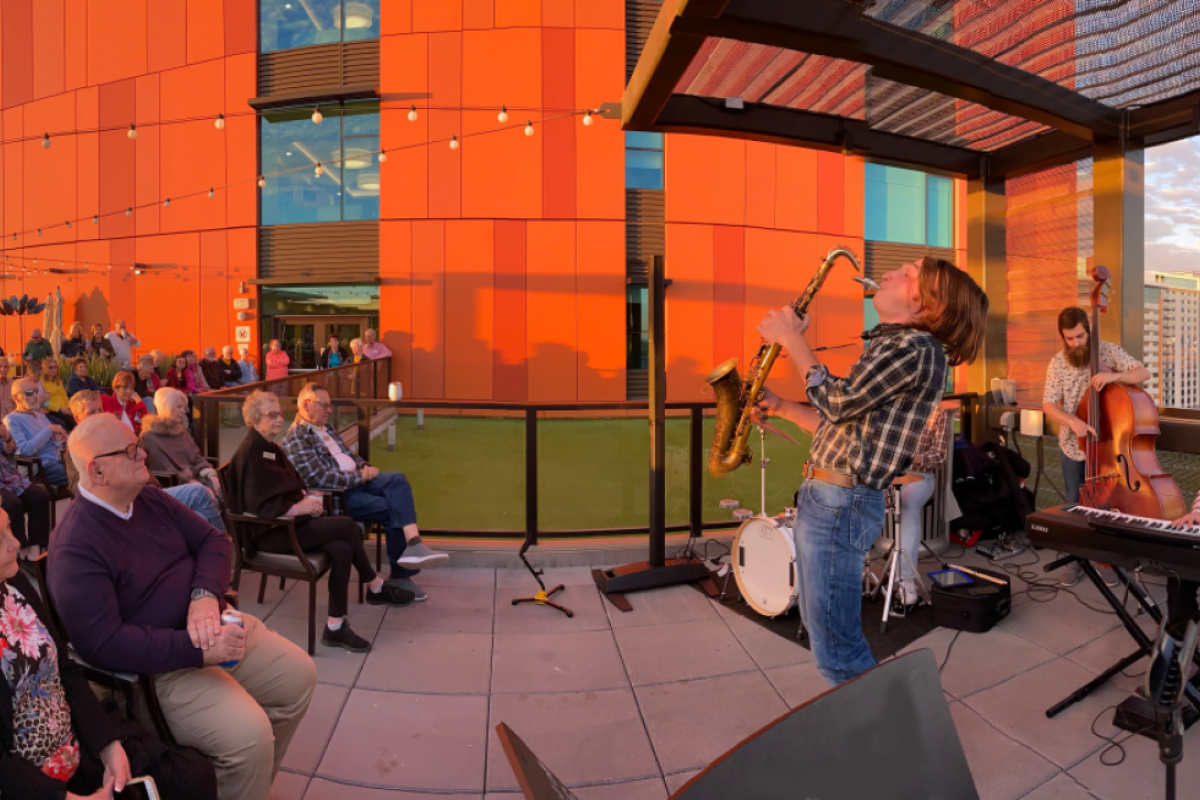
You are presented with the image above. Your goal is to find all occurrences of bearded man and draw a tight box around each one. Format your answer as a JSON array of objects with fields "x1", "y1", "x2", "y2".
[{"x1": 1042, "y1": 306, "x2": 1150, "y2": 510}]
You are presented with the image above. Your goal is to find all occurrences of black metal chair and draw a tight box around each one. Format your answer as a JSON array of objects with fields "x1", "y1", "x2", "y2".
[
  {"x1": 219, "y1": 464, "x2": 334, "y2": 655},
  {"x1": 14, "y1": 453, "x2": 64, "y2": 529},
  {"x1": 272, "y1": 486, "x2": 380, "y2": 605}
]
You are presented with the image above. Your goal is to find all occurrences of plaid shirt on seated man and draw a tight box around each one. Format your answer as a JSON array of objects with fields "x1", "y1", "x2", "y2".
[{"x1": 280, "y1": 418, "x2": 364, "y2": 515}]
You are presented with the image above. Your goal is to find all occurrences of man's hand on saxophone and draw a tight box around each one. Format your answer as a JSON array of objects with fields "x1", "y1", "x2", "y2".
[
  {"x1": 759, "y1": 306, "x2": 820, "y2": 379},
  {"x1": 753, "y1": 386, "x2": 822, "y2": 433}
]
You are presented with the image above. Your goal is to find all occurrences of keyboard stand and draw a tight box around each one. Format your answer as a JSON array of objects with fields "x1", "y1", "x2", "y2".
[{"x1": 1045, "y1": 556, "x2": 1200, "y2": 726}]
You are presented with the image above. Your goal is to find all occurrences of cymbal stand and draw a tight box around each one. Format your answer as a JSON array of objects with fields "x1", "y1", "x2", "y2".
[
  {"x1": 870, "y1": 482, "x2": 932, "y2": 633},
  {"x1": 759, "y1": 426, "x2": 769, "y2": 516}
]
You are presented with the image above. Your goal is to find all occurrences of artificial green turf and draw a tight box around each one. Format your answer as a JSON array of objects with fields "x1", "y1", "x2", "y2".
[{"x1": 370, "y1": 415, "x2": 812, "y2": 533}]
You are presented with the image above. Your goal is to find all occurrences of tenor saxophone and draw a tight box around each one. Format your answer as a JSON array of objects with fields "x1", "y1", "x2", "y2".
[{"x1": 706, "y1": 245, "x2": 863, "y2": 476}]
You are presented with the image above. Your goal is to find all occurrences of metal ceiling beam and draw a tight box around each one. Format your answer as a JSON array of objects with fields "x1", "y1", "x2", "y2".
[
  {"x1": 665, "y1": 0, "x2": 1120, "y2": 141},
  {"x1": 1130, "y1": 89, "x2": 1200, "y2": 146},
  {"x1": 653, "y1": 95, "x2": 983, "y2": 176},
  {"x1": 986, "y1": 130, "x2": 1093, "y2": 179}
]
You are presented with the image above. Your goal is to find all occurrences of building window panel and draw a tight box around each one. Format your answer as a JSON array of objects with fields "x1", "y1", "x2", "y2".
[
  {"x1": 626, "y1": 133, "x2": 664, "y2": 190},
  {"x1": 261, "y1": 0, "x2": 380, "y2": 53},
  {"x1": 261, "y1": 101, "x2": 381, "y2": 225},
  {"x1": 627, "y1": 285, "x2": 649, "y2": 369}
]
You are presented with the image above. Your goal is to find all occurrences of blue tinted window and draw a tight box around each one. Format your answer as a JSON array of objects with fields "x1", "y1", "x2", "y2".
[
  {"x1": 261, "y1": 0, "x2": 380, "y2": 53},
  {"x1": 261, "y1": 102, "x2": 380, "y2": 225},
  {"x1": 927, "y1": 175, "x2": 953, "y2": 248},
  {"x1": 626, "y1": 150, "x2": 664, "y2": 190},
  {"x1": 864, "y1": 164, "x2": 925, "y2": 245},
  {"x1": 626, "y1": 131, "x2": 663, "y2": 150}
]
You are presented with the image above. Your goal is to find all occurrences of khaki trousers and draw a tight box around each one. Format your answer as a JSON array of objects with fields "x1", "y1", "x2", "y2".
[{"x1": 154, "y1": 614, "x2": 317, "y2": 800}]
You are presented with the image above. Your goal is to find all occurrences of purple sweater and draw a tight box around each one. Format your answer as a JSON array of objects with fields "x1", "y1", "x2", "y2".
[{"x1": 48, "y1": 486, "x2": 231, "y2": 675}]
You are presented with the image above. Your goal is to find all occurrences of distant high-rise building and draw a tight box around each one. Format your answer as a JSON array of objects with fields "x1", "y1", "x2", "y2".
[{"x1": 1144, "y1": 272, "x2": 1200, "y2": 408}]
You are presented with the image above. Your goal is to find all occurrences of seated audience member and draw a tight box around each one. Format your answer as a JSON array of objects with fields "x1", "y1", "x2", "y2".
[
  {"x1": 282, "y1": 383, "x2": 448, "y2": 600},
  {"x1": 67, "y1": 391, "x2": 222, "y2": 530},
  {"x1": 101, "y1": 371, "x2": 149, "y2": 435},
  {"x1": 41, "y1": 357, "x2": 74, "y2": 431},
  {"x1": 166, "y1": 354, "x2": 188, "y2": 391},
  {"x1": 238, "y1": 346, "x2": 260, "y2": 384},
  {"x1": 200, "y1": 347, "x2": 223, "y2": 391},
  {"x1": 228, "y1": 391, "x2": 414, "y2": 651},
  {"x1": 60, "y1": 322, "x2": 88, "y2": 358},
  {"x1": 149, "y1": 349, "x2": 166, "y2": 370},
  {"x1": 23, "y1": 328, "x2": 53, "y2": 366},
  {"x1": 0, "y1": 418, "x2": 51, "y2": 562},
  {"x1": 218, "y1": 346, "x2": 243, "y2": 387},
  {"x1": 6, "y1": 378, "x2": 68, "y2": 487},
  {"x1": 141, "y1": 387, "x2": 218, "y2": 495},
  {"x1": 362, "y1": 328, "x2": 392, "y2": 359},
  {"x1": 0, "y1": 357, "x2": 14, "y2": 418},
  {"x1": 349, "y1": 338, "x2": 365, "y2": 363},
  {"x1": 86, "y1": 323, "x2": 116, "y2": 360},
  {"x1": 25, "y1": 359, "x2": 44, "y2": 382},
  {"x1": 135, "y1": 354, "x2": 163, "y2": 412},
  {"x1": 50, "y1": 414, "x2": 316, "y2": 800},
  {"x1": 317, "y1": 335, "x2": 349, "y2": 369},
  {"x1": 65, "y1": 356, "x2": 100, "y2": 398},
  {"x1": 0, "y1": 507, "x2": 218, "y2": 800}
]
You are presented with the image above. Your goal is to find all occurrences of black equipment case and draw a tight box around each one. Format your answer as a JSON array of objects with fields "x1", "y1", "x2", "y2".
[{"x1": 930, "y1": 567, "x2": 1011, "y2": 633}]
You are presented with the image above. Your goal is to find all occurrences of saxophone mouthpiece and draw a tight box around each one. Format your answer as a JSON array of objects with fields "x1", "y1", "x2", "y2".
[{"x1": 854, "y1": 276, "x2": 881, "y2": 295}]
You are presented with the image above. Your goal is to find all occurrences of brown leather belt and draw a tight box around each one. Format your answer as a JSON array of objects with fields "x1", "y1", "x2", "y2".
[{"x1": 803, "y1": 462, "x2": 863, "y2": 488}]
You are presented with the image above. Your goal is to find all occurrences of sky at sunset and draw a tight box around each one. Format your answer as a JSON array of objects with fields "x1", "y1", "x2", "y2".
[{"x1": 1146, "y1": 137, "x2": 1200, "y2": 275}]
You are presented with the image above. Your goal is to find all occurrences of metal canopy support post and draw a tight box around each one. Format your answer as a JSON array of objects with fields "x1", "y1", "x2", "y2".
[
  {"x1": 1093, "y1": 131, "x2": 1146, "y2": 362},
  {"x1": 593, "y1": 255, "x2": 713, "y2": 609},
  {"x1": 966, "y1": 174, "x2": 1007, "y2": 443}
]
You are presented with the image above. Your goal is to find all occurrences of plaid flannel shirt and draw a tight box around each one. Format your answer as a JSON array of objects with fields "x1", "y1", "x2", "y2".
[
  {"x1": 280, "y1": 419, "x2": 368, "y2": 515},
  {"x1": 806, "y1": 325, "x2": 946, "y2": 491}
]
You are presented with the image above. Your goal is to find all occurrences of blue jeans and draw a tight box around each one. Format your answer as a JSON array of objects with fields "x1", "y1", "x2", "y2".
[
  {"x1": 792, "y1": 479, "x2": 886, "y2": 686},
  {"x1": 42, "y1": 457, "x2": 67, "y2": 488},
  {"x1": 165, "y1": 483, "x2": 225, "y2": 532},
  {"x1": 898, "y1": 472, "x2": 936, "y2": 579},
  {"x1": 1061, "y1": 454, "x2": 1085, "y2": 504},
  {"x1": 343, "y1": 472, "x2": 417, "y2": 577}
]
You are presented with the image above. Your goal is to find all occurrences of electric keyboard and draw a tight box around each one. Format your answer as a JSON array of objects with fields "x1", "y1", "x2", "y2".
[{"x1": 1025, "y1": 504, "x2": 1200, "y2": 582}]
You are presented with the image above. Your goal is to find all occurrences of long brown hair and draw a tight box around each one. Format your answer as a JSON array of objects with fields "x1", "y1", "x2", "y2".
[{"x1": 912, "y1": 256, "x2": 988, "y2": 366}]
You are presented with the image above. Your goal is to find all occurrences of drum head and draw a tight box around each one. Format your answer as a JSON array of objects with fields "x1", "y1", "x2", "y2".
[{"x1": 733, "y1": 517, "x2": 800, "y2": 617}]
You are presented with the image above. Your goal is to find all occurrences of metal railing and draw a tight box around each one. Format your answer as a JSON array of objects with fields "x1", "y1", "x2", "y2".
[{"x1": 193, "y1": 370, "x2": 978, "y2": 540}]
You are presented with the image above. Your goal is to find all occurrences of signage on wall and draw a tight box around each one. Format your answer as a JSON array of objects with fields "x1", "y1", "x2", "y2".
[{"x1": 235, "y1": 326, "x2": 251, "y2": 343}]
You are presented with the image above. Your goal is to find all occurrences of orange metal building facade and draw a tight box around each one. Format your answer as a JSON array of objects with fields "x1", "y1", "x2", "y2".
[{"x1": 0, "y1": 0, "x2": 961, "y2": 402}]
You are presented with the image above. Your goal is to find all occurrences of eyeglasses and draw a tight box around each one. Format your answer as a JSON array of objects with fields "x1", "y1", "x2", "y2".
[
  {"x1": 94, "y1": 443, "x2": 142, "y2": 461},
  {"x1": 20, "y1": 388, "x2": 38, "y2": 396},
  {"x1": 310, "y1": 400, "x2": 331, "y2": 410},
  {"x1": 264, "y1": 411, "x2": 283, "y2": 420}
]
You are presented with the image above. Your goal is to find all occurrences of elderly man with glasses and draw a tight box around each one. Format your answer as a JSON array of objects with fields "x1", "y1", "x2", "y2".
[
  {"x1": 282, "y1": 382, "x2": 447, "y2": 600},
  {"x1": 5, "y1": 378, "x2": 68, "y2": 487},
  {"x1": 50, "y1": 414, "x2": 316, "y2": 800}
]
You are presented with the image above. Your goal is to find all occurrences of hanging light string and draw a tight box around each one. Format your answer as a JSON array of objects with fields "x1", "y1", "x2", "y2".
[
  {"x1": 15, "y1": 104, "x2": 605, "y2": 149},
  {"x1": 0, "y1": 107, "x2": 601, "y2": 273}
]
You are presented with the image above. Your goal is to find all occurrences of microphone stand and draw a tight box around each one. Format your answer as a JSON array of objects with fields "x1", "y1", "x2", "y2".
[{"x1": 1148, "y1": 619, "x2": 1200, "y2": 800}]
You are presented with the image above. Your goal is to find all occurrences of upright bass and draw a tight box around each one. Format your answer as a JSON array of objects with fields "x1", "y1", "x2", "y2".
[{"x1": 1076, "y1": 265, "x2": 1184, "y2": 519}]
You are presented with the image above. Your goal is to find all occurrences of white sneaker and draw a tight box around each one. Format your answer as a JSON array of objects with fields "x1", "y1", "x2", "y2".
[
  {"x1": 899, "y1": 578, "x2": 920, "y2": 607},
  {"x1": 1059, "y1": 562, "x2": 1082, "y2": 588}
]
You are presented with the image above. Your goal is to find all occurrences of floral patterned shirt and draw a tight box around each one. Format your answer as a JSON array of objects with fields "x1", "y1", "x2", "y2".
[
  {"x1": 1043, "y1": 342, "x2": 1142, "y2": 462},
  {"x1": 0, "y1": 581, "x2": 79, "y2": 781}
]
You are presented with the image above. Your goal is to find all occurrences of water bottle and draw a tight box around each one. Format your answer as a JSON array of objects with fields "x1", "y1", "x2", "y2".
[{"x1": 219, "y1": 609, "x2": 244, "y2": 669}]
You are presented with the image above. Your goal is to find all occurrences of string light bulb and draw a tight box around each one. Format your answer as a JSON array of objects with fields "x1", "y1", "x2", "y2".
[
  {"x1": 315, "y1": 162, "x2": 324, "y2": 176},
  {"x1": 37, "y1": 229, "x2": 42, "y2": 237},
  {"x1": 163, "y1": 198, "x2": 170, "y2": 208},
  {"x1": 65, "y1": 220, "x2": 71, "y2": 228},
  {"x1": 498, "y1": 105, "x2": 509, "y2": 123},
  {"x1": 311, "y1": 106, "x2": 323, "y2": 124},
  {"x1": 92, "y1": 215, "x2": 98, "y2": 224},
  {"x1": 42, "y1": 133, "x2": 50, "y2": 149},
  {"x1": 583, "y1": 110, "x2": 594, "y2": 126},
  {"x1": 215, "y1": 113, "x2": 225, "y2": 130},
  {"x1": 449, "y1": 136, "x2": 459, "y2": 150},
  {"x1": 126, "y1": 208, "x2": 132, "y2": 217},
  {"x1": 208, "y1": 187, "x2": 215, "y2": 198},
  {"x1": 408, "y1": 105, "x2": 418, "y2": 122},
  {"x1": 524, "y1": 120, "x2": 534, "y2": 136},
  {"x1": 377, "y1": 151, "x2": 387, "y2": 163},
  {"x1": 127, "y1": 123, "x2": 137, "y2": 140},
  {"x1": 257, "y1": 175, "x2": 266, "y2": 188}
]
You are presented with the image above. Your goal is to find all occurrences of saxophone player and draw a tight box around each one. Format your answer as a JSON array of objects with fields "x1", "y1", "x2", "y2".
[{"x1": 753, "y1": 258, "x2": 987, "y2": 686}]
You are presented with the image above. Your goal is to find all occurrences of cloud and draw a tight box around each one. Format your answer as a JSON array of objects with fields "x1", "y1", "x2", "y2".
[{"x1": 1147, "y1": 136, "x2": 1200, "y2": 277}]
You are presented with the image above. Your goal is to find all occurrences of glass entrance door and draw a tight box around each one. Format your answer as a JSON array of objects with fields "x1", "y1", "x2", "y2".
[{"x1": 275, "y1": 315, "x2": 369, "y2": 369}]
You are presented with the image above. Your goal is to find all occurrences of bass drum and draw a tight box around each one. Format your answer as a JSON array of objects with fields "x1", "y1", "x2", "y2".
[{"x1": 733, "y1": 516, "x2": 802, "y2": 618}]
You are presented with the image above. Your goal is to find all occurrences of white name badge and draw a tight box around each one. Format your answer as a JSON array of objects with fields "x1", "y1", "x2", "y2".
[{"x1": 263, "y1": 452, "x2": 276, "y2": 460}]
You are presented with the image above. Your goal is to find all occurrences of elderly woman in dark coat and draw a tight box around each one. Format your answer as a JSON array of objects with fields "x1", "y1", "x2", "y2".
[
  {"x1": 225, "y1": 391, "x2": 414, "y2": 653},
  {"x1": 139, "y1": 387, "x2": 219, "y2": 496},
  {"x1": 0, "y1": 507, "x2": 217, "y2": 800}
]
